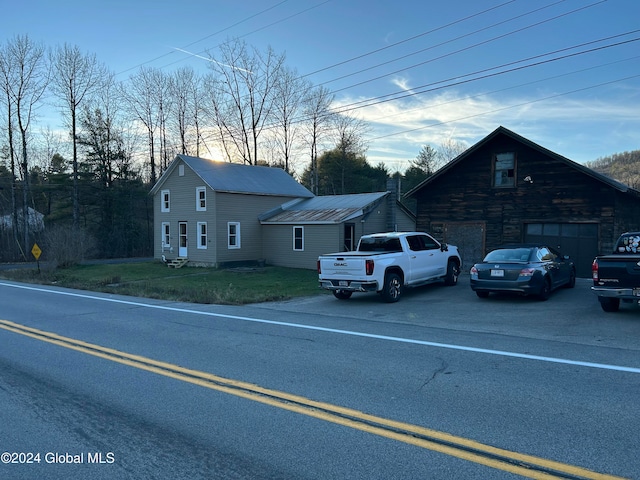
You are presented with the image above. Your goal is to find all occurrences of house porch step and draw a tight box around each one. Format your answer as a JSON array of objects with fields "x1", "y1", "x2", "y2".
[{"x1": 167, "y1": 257, "x2": 188, "y2": 268}]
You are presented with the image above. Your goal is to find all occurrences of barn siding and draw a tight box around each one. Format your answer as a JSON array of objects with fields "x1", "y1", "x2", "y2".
[{"x1": 414, "y1": 134, "x2": 634, "y2": 258}]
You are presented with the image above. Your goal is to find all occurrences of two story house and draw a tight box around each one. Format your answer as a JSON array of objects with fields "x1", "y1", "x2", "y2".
[{"x1": 151, "y1": 154, "x2": 415, "y2": 270}]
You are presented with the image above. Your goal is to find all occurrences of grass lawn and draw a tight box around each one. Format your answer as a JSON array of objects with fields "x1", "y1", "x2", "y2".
[{"x1": 0, "y1": 261, "x2": 325, "y2": 305}]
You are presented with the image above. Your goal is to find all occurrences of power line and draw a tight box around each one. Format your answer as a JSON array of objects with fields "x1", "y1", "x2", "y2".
[
  {"x1": 319, "y1": 0, "x2": 607, "y2": 93},
  {"x1": 359, "y1": 55, "x2": 640, "y2": 125},
  {"x1": 328, "y1": 32, "x2": 640, "y2": 114},
  {"x1": 119, "y1": 0, "x2": 333, "y2": 76},
  {"x1": 300, "y1": 0, "x2": 520, "y2": 78},
  {"x1": 369, "y1": 73, "x2": 640, "y2": 142}
]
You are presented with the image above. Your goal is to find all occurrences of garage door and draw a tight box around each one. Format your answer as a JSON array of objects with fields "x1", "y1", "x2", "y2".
[
  {"x1": 433, "y1": 222, "x2": 485, "y2": 274},
  {"x1": 524, "y1": 223, "x2": 598, "y2": 278}
]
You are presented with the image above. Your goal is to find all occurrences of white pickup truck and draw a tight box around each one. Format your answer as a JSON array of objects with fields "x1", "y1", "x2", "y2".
[{"x1": 317, "y1": 232, "x2": 461, "y2": 302}]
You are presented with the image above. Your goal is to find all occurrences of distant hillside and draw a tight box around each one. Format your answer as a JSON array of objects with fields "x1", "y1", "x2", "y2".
[{"x1": 585, "y1": 150, "x2": 640, "y2": 189}]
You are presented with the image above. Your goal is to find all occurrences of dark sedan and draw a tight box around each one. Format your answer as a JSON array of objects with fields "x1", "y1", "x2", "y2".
[{"x1": 470, "y1": 245, "x2": 576, "y2": 300}]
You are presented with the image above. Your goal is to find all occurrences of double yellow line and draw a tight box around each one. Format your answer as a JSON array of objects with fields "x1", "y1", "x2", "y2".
[{"x1": 0, "y1": 319, "x2": 626, "y2": 479}]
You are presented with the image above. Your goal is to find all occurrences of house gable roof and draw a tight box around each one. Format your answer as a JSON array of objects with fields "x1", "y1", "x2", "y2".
[
  {"x1": 150, "y1": 154, "x2": 314, "y2": 198},
  {"x1": 405, "y1": 126, "x2": 640, "y2": 198},
  {"x1": 259, "y1": 192, "x2": 389, "y2": 224}
]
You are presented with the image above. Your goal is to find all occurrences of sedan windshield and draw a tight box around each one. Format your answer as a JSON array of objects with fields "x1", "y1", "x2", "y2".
[{"x1": 484, "y1": 248, "x2": 533, "y2": 263}]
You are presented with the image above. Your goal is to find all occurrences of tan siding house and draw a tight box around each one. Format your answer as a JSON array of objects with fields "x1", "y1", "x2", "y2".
[
  {"x1": 151, "y1": 155, "x2": 416, "y2": 270},
  {"x1": 151, "y1": 155, "x2": 313, "y2": 267},
  {"x1": 259, "y1": 192, "x2": 416, "y2": 269}
]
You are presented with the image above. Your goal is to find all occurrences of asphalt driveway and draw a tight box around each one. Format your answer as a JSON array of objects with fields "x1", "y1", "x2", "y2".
[{"x1": 255, "y1": 276, "x2": 640, "y2": 352}]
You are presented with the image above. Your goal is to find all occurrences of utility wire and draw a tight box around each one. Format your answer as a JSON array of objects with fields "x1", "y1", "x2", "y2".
[
  {"x1": 362, "y1": 55, "x2": 640, "y2": 124},
  {"x1": 301, "y1": 0, "x2": 520, "y2": 78},
  {"x1": 329, "y1": 32, "x2": 640, "y2": 113},
  {"x1": 369, "y1": 73, "x2": 640, "y2": 142},
  {"x1": 320, "y1": 0, "x2": 607, "y2": 93}
]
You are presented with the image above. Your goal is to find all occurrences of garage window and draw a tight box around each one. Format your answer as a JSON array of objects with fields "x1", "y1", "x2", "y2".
[{"x1": 494, "y1": 153, "x2": 515, "y2": 187}]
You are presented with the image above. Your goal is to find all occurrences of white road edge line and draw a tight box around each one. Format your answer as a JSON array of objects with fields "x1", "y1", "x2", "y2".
[{"x1": 2, "y1": 282, "x2": 639, "y2": 374}]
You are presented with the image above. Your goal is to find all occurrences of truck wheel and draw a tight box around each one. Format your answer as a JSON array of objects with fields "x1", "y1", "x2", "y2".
[
  {"x1": 444, "y1": 260, "x2": 459, "y2": 286},
  {"x1": 599, "y1": 297, "x2": 620, "y2": 312},
  {"x1": 333, "y1": 290, "x2": 352, "y2": 300},
  {"x1": 382, "y1": 272, "x2": 402, "y2": 303}
]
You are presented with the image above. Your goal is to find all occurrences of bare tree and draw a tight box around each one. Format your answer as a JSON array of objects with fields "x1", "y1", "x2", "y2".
[
  {"x1": 2, "y1": 35, "x2": 49, "y2": 258},
  {"x1": 271, "y1": 66, "x2": 310, "y2": 173},
  {"x1": 438, "y1": 136, "x2": 467, "y2": 164},
  {"x1": 122, "y1": 67, "x2": 161, "y2": 183},
  {"x1": 302, "y1": 85, "x2": 334, "y2": 194},
  {"x1": 50, "y1": 43, "x2": 104, "y2": 228},
  {"x1": 169, "y1": 66, "x2": 199, "y2": 156},
  {"x1": 205, "y1": 39, "x2": 285, "y2": 165},
  {"x1": 152, "y1": 69, "x2": 173, "y2": 172},
  {"x1": 0, "y1": 39, "x2": 20, "y2": 252},
  {"x1": 331, "y1": 113, "x2": 369, "y2": 194},
  {"x1": 190, "y1": 73, "x2": 206, "y2": 157}
]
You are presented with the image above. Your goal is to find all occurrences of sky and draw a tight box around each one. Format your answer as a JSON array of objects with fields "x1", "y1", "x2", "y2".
[{"x1": 2, "y1": 0, "x2": 639, "y2": 174}]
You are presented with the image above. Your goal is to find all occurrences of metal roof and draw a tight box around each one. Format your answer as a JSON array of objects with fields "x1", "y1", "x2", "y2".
[
  {"x1": 260, "y1": 192, "x2": 388, "y2": 224},
  {"x1": 150, "y1": 155, "x2": 314, "y2": 198}
]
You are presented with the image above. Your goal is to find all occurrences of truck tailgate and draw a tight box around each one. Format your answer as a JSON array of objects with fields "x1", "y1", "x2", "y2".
[
  {"x1": 596, "y1": 255, "x2": 640, "y2": 286},
  {"x1": 319, "y1": 254, "x2": 368, "y2": 277}
]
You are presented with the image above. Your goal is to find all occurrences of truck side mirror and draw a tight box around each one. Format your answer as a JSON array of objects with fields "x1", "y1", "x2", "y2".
[{"x1": 441, "y1": 243, "x2": 449, "y2": 252}]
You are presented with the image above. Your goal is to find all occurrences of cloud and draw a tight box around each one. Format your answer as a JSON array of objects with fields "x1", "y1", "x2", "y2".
[{"x1": 332, "y1": 83, "x2": 640, "y2": 171}]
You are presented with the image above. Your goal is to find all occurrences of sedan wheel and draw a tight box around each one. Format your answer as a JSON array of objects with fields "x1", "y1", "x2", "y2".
[{"x1": 538, "y1": 277, "x2": 551, "y2": 301}]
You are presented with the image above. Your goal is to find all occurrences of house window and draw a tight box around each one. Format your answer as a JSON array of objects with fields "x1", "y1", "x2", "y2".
[
  {"x1": 161, "y1": 190, "x2": 170, "y2": 212},
  {"x1": 293, "y1": 226, "x2": 304, "y2": 251},
  {"x1": 179, "y1": 164, "x2": 185, "y2": 176},
  {"x1": 494, "y1": 153, "x2": 515, "y2": 187},
  {"x1": 197, "y1": 222, "x2": 207, "y2": 249},
  {"x1": 228, "y1": 222, "x2": 241, "y2": 249},
  {"x1": 196, "y1": 187, "x2": 206, "y2": 211},
  {"x1": 162, "y1": 222, "x2": 170, "y2": 248}
]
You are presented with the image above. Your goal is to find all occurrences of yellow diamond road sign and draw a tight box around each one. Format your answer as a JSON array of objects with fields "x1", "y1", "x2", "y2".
[{"x1": 31, "y1": 243, "x2": 42, "y2": 260}]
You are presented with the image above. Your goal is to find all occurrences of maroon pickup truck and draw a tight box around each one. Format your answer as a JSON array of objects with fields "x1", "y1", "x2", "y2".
[{"x1": 591, "y1": 232, "x2": 640, "y2": 312}]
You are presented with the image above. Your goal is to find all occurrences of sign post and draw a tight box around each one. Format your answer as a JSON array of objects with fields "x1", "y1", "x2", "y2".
[{"x1": 31, "y1": 243, "x2": 42, "y2": 273}]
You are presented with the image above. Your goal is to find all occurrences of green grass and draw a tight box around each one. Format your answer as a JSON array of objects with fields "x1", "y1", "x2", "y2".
[{"x1": 0, "y1": 261, "x2": 325, "y2": 305}]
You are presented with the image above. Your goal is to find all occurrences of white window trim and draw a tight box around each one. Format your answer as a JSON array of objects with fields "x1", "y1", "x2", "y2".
[
  {"x1": 197, "y1": 222, "x2": 208, "y2": 249},
  {"x1": 161, "y1": 190, "x2": 170, "y2": 212},
  {"x1": 162, "y1": 222, "x2": 171, "y2": 248},
  {"x1": 293, "y1": 226, "x2": 304, "y2": 251},
  {"x1": 196, "y1": 186, "x2": 206, "y2": 212},
  {"x1": 228, "y1": 222, "x2": 241, "y2": 249}
]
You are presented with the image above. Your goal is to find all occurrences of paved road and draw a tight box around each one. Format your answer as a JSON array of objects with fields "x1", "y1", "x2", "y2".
[{"x1": 0, "y1": 278, "x2": 638, "y2": 479}]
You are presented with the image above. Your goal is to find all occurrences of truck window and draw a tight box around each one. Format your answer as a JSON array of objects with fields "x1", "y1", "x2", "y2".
[
  {"x1": 406, "y1": 235, "x2": 425, "y2": 251},
  {"x1": 615, "y1": 234, "x2": 640, "y2": 253},
  {"x1": 359, "y1": 237, "x2": 402, "y2": 252}
]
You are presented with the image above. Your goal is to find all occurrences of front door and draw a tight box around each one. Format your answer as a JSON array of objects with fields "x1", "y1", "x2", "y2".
[{"x1": 179, "y1": 222, "x2": 188, "y2": 257}]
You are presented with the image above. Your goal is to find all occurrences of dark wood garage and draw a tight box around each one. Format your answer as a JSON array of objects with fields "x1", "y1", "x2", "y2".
[{"x1": 406, "y1": 126, "x2": 640, "y2": 277}]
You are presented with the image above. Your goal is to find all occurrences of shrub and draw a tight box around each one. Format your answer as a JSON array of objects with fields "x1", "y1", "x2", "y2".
[{"x1": 44, "y1": 226, "x2": 97, "y2": 268}]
